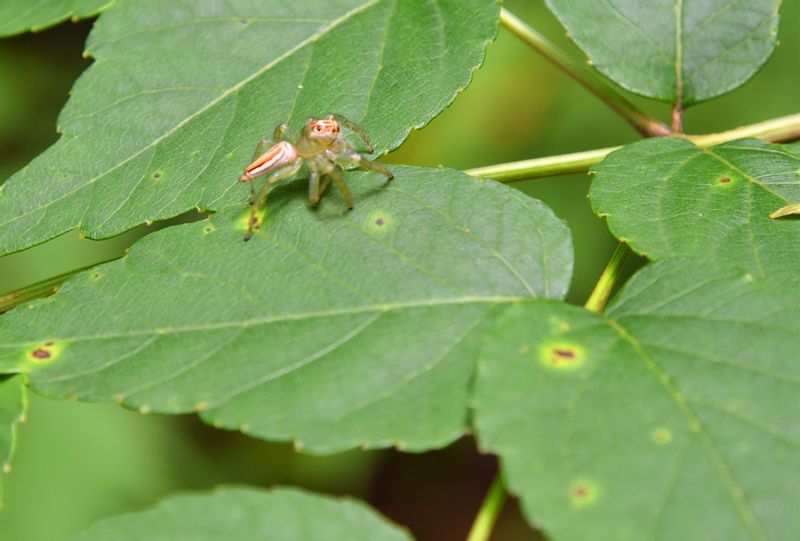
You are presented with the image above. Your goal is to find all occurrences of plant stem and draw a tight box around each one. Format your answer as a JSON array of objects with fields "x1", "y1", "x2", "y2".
[
  {"x1": 584, "y1": 243, "x2": 630, "y2": 313},
  {"x1": 671, "y1": 101, "x2": 684, "y2": 133},
  {"x1": 466, "y1": 474, "x2": 507, "y2": 541},
  {"x1": 690, "y1": 113, "x2": 800, "y2": 147},
  {"x1": 466, "y1": 147, "x2": 611, "y2": 183},
  {"x1": 467, "y1": 112, "x2": 800, "y2": 182},
  {"x1": 500, "y1": 8, "x2": 670, "y2": 138},
  {"x1": 5, "y1": 112, "x2": 799, "y2": 313}
]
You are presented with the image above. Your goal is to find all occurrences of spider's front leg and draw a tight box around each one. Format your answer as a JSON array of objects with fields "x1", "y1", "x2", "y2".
[
  {"x1": 273, "y1": 123, "x2": 297, "y2": 143},
  {"x1": 331, "y1": 114, "x2": 375, "y2": 153},
  {"x1": 336, "y1": 151, "x2": 394, "y2": 181}
]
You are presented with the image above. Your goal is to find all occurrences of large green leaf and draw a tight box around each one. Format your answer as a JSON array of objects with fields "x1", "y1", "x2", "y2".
[
  {"x1": 0, "y1": 0, "x2": 499, "y2": 256},
  {"x1": 68, "y1": 486, "x2": 412, "y2": 540},
  {"x1": 0, "y1": 167, "x2": 573, "y2": 452},
  {"x1": 0, "y1": 374, "x2": 26, "y2": 504},
  {"x1": 590, "y1": 138, "x2": 800, "y2": 278},
  {"x1": 546, "y1": 0, "x2": 780, "y2": 104},
  {"x1": 474, "y1": 259, "x2": 799, "y2": 540},
  {"x1": 0, "y1": 0, "x2": 111, "y2": 37}
]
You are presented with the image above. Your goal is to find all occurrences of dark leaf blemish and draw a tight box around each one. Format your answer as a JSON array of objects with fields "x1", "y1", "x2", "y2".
[{"x1": 32, "y1": 348, "x2": 51, "y2": 359}]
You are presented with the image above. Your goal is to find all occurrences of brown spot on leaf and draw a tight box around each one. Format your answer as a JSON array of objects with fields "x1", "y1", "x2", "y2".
[
  {"x1": 31, "y1": 348, "x2": 51, "y2": 359},
  {"x1": 539, "y1": 342, "x2": 585, "y2": 371},
  {"x1": 569, "y1": 479, "x2": 600, "y2": 508},
  {"x1": 552, "y1": 348, "x2": 576, "y2": 360}
]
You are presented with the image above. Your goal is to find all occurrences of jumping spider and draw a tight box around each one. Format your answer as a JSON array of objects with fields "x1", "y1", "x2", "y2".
[{"x1": 239, "y1": 114, "x2": 394, "y2": 241}]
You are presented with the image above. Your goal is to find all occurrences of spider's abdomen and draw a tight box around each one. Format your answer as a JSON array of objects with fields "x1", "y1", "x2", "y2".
[{"x1": 240, "y1": 141, "x2": 298, "y2": 181}]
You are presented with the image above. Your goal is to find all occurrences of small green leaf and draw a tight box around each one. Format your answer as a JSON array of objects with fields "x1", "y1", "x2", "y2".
[
  {"x1": 0, "y1": 374, "x2": 26, "y2": 504},
  {"x1": 0, "y1": 0, "x2": 111, "y2": 37},
  {"x1": 474, "y1": 259, "x2": 799, "y2": 540},
  {"x1": 0, "y1": 0, "x2": 500, "y2": 256},
  {"x1": 0, "y1": 167, "x2": 573, "y2": 452},
  {"x1": 68, "y1": 486, "x2": 412, "y2": 540},
  {"x1": 546, "y1": 0, "x2": 780, "y2": 104},
  {"x1": 590, "y1": 137, "x2": 800, "y2": 278}
]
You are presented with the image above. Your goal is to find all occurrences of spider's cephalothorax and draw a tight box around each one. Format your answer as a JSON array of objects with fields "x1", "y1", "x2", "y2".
[{"x1": 239, "y1": 114, "x2": 394, "y2": 241}]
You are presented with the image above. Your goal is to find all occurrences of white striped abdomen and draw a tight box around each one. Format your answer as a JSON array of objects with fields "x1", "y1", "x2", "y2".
[{"x1": 239, "y1": 141, "x2": 298, "y2": 181}]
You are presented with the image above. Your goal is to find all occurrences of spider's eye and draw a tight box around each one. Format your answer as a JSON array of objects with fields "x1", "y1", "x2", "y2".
[{"x1": 314, "y1": 125, "x2": 322, "y2": 132}]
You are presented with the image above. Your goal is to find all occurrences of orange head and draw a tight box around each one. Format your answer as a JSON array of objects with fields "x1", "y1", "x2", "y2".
[{"x1": 307, "y1": 115, "x2": 340, "y2": 139}]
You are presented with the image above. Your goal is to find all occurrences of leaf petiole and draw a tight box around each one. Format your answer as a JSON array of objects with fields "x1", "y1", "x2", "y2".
[
  {"x1": 584, "y1": 243, "x2": 630, "y2": 313},
  {"x1": 465, "y1": 474, "x2": 507, "y2": 541}
]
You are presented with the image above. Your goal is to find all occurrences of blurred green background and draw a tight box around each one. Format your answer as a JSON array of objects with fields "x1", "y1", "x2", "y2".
[{"x1": 0, "y1": 1, "x2": 797, "y2": 540}]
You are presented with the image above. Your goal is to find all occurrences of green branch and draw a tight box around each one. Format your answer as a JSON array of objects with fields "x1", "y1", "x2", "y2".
[
  {"x1": 500, "y1": 8, "x2": 670, "y2": 138},
  {"x1": 4, "y1": 113, "x2": 799, "y2": 315},
  {"x1": 466, "y1": 147, "x2": 610, "y2": 183},
  {"x1": 466, "y1": 474, "x2": 507, "y2": 541},
  {"x1": 584, "y1": 243, "x2": 630, "y2": 313},
  {"x1": 467, "y1": 112, "x2": 800, "y2": 183}
]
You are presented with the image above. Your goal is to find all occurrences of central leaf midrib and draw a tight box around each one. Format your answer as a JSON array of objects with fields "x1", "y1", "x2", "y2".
[
  {"x1": 3, "y1": 294, "x2": 524, "y2": 347},
  {"x1": 0, "y1": 0, "x2": 381, "y2": 230},
  {"x1": 702, "y1": 146, "x2": 795, "y2": 204},
  {"x1": 608, "y1": 319, "x2": 768, "y2": 540}
]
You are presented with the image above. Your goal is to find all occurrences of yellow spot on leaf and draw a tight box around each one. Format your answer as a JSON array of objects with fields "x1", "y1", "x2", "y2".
[
  {"x1": 26, "y1": 340, "x2": 65, "y2": 364},
  {"x1": 651, "y1": 427, "x2": 673, "y2": 444},
  {"x1": 365, "y1": 209, "x2": 394, "y2": 234},
  {"x1": 539, "y1": 341, "x2": 586, "y2": 371},
  {"x1": 569, "y1": 479, "x2": 600, "y2": 509},
  {"x1": 236, "y1": 207, "x2": 264, "y2": 233}
]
